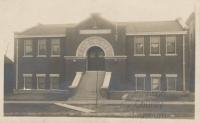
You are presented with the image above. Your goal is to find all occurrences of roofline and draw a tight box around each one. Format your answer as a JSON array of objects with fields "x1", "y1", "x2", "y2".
[
  {"x1": 186, "y1": 12, "x2": 195, "y2": 25},
  {"x1": 126, "y1": 31, "x2": 187, "y2": 35},
  {"x1": 4, "y1": 55, "x2": 14, "y2": 63},
  {"x1": 14, "y1": 31, "x2": 187, "y2": 38},
  {"x1": 176, "y1": 18, "x2": 188, "y2": 29},
  {"x1": 14, "y1": 34, "x2": 66, "y2": 38}
]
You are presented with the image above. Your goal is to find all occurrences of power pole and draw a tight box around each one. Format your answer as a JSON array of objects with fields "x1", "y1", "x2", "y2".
[{"x1": 96, "y1": 71, "x2": 98, "y2": 109}]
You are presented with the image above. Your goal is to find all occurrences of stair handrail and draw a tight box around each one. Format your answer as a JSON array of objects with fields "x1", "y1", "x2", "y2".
[
  {"x1": 101, "y1": 72, "x2": 112, "y2": 89},
  {"x1": 69, "y1": 72, "x2": 83, "y2": 89}
]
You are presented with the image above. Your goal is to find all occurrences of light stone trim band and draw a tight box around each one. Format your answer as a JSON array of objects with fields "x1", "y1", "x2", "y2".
[
  {"x1": 49, "y1": 74, "x2": 60, "y2": 77},
  {"x1": 23, "y1": 74, "x2": 32, "y2": 77},
  {"x1": 150, "y1": 74, "x2": 162, "y2": 77},
  {"x1": 135, "y1": 74, "x2": 146, "y2": 77},
  {"x1": 166, "y1": 74, "x2": 178, "y2": 77},
  {"x1": 126, "y1": 31, "x2": 187, "y2": 35},
  {"x1": 80, "y1": 29, "x2": 111, "y2": 34},
  {"x1": 15, "y1": 34, "x2": 66, "y2": 38},
  {"x1": 64, "y1": 56, "x2": 127, "y2": 59},
  {"x1": 36, "y1": 74, "x2": 46, "y2": 77}
]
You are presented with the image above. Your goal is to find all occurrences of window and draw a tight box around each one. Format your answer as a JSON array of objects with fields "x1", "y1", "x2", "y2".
[
  {"x1": 150, "y1": 36, "x2": 160, "y2": 55},
  {"x1": 38, "y1": 39, "x2": 47, "y2": 56},
  {"x1": 135, "y1": 74, "x2": 146, "y2": 91},
  {"x1": 166, "y1": 74, "x2": 177, "y2": 91},
  {"x1": 166, "y1": 36, "x2": 176, "y2": 55},
  {"x1": 36, "y1": 74, "x2": 46, "y2": 89},
  {"x1": 24, "y1": 40, "x2": 33, "y2": 56},
  {"x1": 150, "y1": 74, "x2": 161, "y2": 91},
  {"x1": 134, "y1": 37, "x2": 144, "y2": 56},
  {"x1": 50, "y1": 74, "x2": 60, "y2": 89},
  {"x1": 51, "y1": 39, "x2": 60, "y2": 56},
  {"x1": 23, "y1": 74, "x2": 32, "y2": 90}
]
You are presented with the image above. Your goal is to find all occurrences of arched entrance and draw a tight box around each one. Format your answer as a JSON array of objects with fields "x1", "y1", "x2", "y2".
[
  {"x1": 87, "y1": 46, "x2": 105, "y2": 71},
  {"x1": 76, "y1": 36, "x2": 114, "y2": 57}
]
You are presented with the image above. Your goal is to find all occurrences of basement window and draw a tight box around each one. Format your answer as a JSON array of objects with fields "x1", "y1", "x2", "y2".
[
  {"x1": 166, "y1": 74, "x2": 177, "y2": 91},
  {"x1": 150, "y1": 74, "x2": 161, "y2": 91},
  {"x1": 135, "y1": 74, "x2": 146, "y2": 91},
  {"x1": 50, "y1": 74, "x2": 60, "y2": 89},
  {"x1": 23, "y1": 74, "x2": 33, "y2": 90},
  {"x1": 36, "y1": 74, "x2": 46, "y2": 89}
]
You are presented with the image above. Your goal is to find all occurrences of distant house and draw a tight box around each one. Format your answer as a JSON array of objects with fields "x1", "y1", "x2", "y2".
[
  {"x1": 4, "y1": 56, "x2": 14, "y2": 96},
  {"x1": 13, "y1": 13, "x2": 194, "y2": 100},
  {"x1": 186, "y1": 12, "x2": 195, "y2": 92}
]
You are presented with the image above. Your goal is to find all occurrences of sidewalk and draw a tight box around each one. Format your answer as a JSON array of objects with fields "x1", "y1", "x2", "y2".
[
  {"x1": 4, "y1": 102, "x2": 194, "y2": 118},
  {"x1": 4, "y1": 99, "x2": 194, "y2": 105},
  {"x1": 5, "y1": 92, "x2": 195, "y2": 102}
]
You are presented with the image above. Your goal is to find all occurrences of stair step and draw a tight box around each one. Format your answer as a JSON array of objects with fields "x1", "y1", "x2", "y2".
[
  {"x1": 73, "y1": 96, "x2": 96, "y2": 98},
  {"x1": 73, "y1": 94, "x2": 97, "y2": 97},
  {"x1": 70, "y1": 71, "x2": 105, "y2": 100}
]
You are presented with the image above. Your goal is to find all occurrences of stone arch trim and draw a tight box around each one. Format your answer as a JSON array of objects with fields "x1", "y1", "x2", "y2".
[{"x1": 76, "y1": 36, "x2": 114, "y2": 57}]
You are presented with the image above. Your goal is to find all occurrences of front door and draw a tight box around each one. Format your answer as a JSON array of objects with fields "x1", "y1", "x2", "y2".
[{"x1": 87, "y1": 47, "x2": 105, "y2": 71}]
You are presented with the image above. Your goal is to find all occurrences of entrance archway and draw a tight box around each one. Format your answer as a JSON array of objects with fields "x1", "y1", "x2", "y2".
[
  {"x1": 76, "y1": 36, "x2": 114, "y2": 57},
  {"x1": 87, "y1": 46, "x2": 105, "y2": 71}
]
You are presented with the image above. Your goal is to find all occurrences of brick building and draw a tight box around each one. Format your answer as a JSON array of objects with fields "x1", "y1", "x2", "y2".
[
  {"x1": 13, "y1": 14, "x2": 193, "y2": 100},
  {"x1": 186, "y1": 12, "x2": 195, "y2": 92}
]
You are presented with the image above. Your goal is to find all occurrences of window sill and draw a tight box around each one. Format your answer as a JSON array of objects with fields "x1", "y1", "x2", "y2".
[
  {"x1": 136, "y1": 90, "x2": 145, "y2": 91},
  {"x1": 21, "y1": 89, "x2": 32, "y2": 90},
  {"x1": 37, "y1": 55, "x2": 47, "y2": 57},
  {"x1": 150, "y1": 74, "x2": 161, "y2": 77},
  {"x1": 134, "y1": 54, "x2": 145, "y2": 56},
  {"x1": 50, "y1": 89, "x2": 61, "y2": 91},
  {"x1": 135, "y1": 74, "x2": 146, "y2": 77},
  {"x1": 165, "y1": 54, "x2": 177, "y2": 56},
  {"x1": 149, "y1": 54, "x2": 161, "y2": 56},
  {"x1": 14, "y1": 89, "x2": 69, "y2": 94},
  {"x1": 166, "y1": 90, "x2": 177, "y2": 92},
  {"x1": 23, "y1": 56, "x2": 33, "y2": 58},
  {"x1": 50, "y1": 55, "x2": 60, "y2": 57},
  {"x1": 151, "y1": 90, "x2": 161, "y2": 92}
]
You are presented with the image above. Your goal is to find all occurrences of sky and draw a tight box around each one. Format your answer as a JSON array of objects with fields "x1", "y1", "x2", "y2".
[{"x1": 0, "y1": 0, "x2": 195, "y2": 60}]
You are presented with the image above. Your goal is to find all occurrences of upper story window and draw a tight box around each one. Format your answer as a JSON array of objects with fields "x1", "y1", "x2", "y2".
[
  {"x1": 166, "y1": 36, "x2": 176, "y2": 56},
  {"x1": 38, "y1": 39, "x2": 47, "y2": 56},
  {"x1": 51, "y1": 39, "x2": 60, "y2": 56},
  {"x1": 150, "y1": 36, "x2": 160, "y2": 56},
  {"x1": 24, "y1": 40, "x2": 33, "y2": 57},
  {"x1": 150, "y1": 74, "x2": 161, "y2": 91},
  {"x1": 134, "y1": 37, "x2": 144, "y2": 56},
  {"x1": 135, "y1": 74, "x2": 146, "y2": 91}
]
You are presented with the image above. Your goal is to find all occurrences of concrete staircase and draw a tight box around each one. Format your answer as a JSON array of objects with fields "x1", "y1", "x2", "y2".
[{"x1": 70, "y1": 71, "x2": 105, "y2": 100}]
